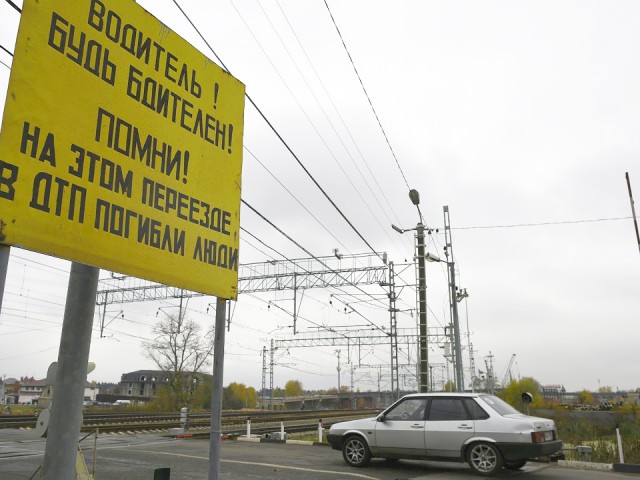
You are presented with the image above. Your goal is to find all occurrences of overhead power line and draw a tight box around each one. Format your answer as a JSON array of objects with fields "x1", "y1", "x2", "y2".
[
  {"x1": 453, "y1": 216, "x2": 633, "y2": 231},
  {"x1": 171, "y1": 0, "x2": 382, "y2": 262},
  {"x1": 0, "y1": 44, "x2": 14, "y2": 57},
  {"x1": 4, "y1": 0, "x2": 20, "y2": 13},
  {"x1": 323, "y1": 0, "x2": 411, "y2": 192},
  {"x1": 239, "y1": 1, "x2": 408, "y2": 254}
]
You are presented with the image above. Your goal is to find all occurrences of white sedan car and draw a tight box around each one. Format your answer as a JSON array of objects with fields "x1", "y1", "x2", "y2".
[{"x1": 327, "y1": 392, "x2": 562, "y2": 477}]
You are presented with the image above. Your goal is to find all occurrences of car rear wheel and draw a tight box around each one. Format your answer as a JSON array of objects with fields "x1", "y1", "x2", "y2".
[
  {"x1": 504, "y1": 459, "x2": 527, "y2": 470},
  {"x1": 342, "y1": 435, "x2": 371, "y2": 467},
  {"x1": 467, "y1": 442, "x2": 503, "y2": 477}
]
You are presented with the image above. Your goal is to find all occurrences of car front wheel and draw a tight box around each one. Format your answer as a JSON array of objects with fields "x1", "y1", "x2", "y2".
[
  {"x1": 342, "y1": 435, "x2": 371, "y2": 467},
  {"x1": 467, "y1": 442, "x2": 503, "y2": 477}
]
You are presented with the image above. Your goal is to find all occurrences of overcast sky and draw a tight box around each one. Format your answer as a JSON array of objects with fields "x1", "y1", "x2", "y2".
[{"x1": 1, "y1": 0, "x2": 639, "y2": 395}]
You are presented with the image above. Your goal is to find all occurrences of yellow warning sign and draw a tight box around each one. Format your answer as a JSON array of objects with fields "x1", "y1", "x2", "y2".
[{"x1": 0, "y1": 0, "x2": 245, "y2": 299}]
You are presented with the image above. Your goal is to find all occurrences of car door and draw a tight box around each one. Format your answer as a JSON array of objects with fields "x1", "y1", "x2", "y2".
[
  {"x1": 373, "y1": 397, "x2": 428, "y2": 456},
  {"x1": 424, "y1": 397, "x2": 475, "y2": 458}
]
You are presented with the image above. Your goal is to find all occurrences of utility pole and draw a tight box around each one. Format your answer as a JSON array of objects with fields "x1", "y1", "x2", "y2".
[
  {"x1": 485, "y1": 352, "x2": 495, "y2": 394},
  {"x1": 392, "y1": 189, "x2": 429, "y2": 393},
  {"x1": 458, "y1": 289, "x2": 477, "y2": 391},
  {"x1": 269, "y1": 340, "x2": 275, "y2": 410},
  {"x1": 444, "y1": 206, "x2": 464, "y2": 392},
  {"x1": 626, "y1": 172, "x2": 640, "y2": 255},
  {"x1": 415, "y1": 222, "x2": 429, "y2": 393},
  {"x1": 261, "y1": 346, "x2": 267, "y2": 410},
  {"x1": 335, "y1": 349, "x2": 341, "y2": 408},
  {"x1": 350, "y1": 363, "x2": 355, "y2": 409},
  {"x1": 387, "y1": 261, "x2": 400, "y2": 398}
]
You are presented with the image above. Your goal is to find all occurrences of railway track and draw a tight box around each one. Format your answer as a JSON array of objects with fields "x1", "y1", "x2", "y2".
[{"x1": 0, "y1": 409, "x2": 375, "y2": 434}]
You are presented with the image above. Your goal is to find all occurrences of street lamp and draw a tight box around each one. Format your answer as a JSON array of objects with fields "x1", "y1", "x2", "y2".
[{"x1": 391, "y1": 189, "x2": 429, "y2": 393}]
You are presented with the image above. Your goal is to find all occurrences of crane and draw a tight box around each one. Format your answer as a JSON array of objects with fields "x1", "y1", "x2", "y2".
[{"x1": 501, "y1": 354, "x2": 516, "y2": 388}]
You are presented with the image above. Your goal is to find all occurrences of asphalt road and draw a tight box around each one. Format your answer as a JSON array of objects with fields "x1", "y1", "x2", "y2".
[{"x1": 0, "y1": 429, "x2": 638, "y2": 479}]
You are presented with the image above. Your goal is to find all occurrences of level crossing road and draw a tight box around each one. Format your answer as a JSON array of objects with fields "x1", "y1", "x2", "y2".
[{"x1": 0, "y1": 429, "x2": 638, "y2": 479}]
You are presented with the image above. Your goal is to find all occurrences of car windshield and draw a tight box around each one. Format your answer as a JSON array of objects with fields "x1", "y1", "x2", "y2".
[{"x1": 478, "y1": 395, "x2": 521, "y2": 416}]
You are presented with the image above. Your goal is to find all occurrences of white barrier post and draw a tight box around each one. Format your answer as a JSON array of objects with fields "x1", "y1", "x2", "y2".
[
  {"x1": 280, "y1": 419, "x2": 285, "y2": 437},
  {"x1": 246, "y1": 417, "x2": 251, "y2": 438},
  {"x1": 318, "y1": 419, "x2": 323, "y2": 443},
  {"x1": 616, "y1": 426, "x2": 625, "y2": 463}
]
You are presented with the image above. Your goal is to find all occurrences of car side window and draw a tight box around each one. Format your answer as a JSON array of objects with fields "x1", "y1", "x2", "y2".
[
  {"x1": 385, "y1": 398, "x2": 428, "y2": 421},
  {"x1": 427, "y1": 398, "x2": 468, "y2": 421},
  {"x1": 463, "y1": 398, "x2": 490, "y2": 420}
]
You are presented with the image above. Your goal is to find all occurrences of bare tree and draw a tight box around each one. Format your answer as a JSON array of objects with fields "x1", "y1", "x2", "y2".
[{"x1": 142, "y1": 312, "x2": 213, "y2": 409}]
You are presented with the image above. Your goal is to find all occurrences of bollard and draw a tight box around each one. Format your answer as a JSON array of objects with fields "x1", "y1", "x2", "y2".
[
  {"x1": 154, "y1": 467, "x2": 170, "y2": 480},
  {"x1": 616, "y1": 427, "x2": 625, "y2": 463},
  {"x1": 246, "y1": 417, "x2": 251, "y2": 438},
  {"x1": 318, "y1": 419, "x2": 323, "y2": 443},
  {"x1": 280, "y1": 419, "x2": 285, "y2": 437},
  {"x1": 180, "y1": 407, "x2": 189, "y2": 430}
]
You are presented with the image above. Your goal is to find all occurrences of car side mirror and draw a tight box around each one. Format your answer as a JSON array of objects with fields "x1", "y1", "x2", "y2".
[{"x1": 377, "y1": 414, "x2": 386, "y2": 422}]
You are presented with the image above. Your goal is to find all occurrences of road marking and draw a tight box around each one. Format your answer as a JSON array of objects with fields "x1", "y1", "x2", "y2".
[{"x1": 132, "y1": 449, "x2": 383, "y2": 479}]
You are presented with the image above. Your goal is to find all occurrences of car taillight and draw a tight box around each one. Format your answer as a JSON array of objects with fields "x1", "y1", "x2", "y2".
[{"x1": 531, "y1": 430, "x2": 555, "y2": 443}]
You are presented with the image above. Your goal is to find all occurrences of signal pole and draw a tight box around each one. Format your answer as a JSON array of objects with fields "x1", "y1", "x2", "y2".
[
  {"x1": 335, "y1": 349, "x2": 342, "y2": 408},
  {"x1": 444, "y1": 206, "x2": 464, "y2": 392}
]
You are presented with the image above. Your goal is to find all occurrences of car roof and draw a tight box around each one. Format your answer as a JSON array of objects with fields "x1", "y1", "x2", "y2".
[{"x1": 401, "y1": 392, "x2": 486, "y2": 398}]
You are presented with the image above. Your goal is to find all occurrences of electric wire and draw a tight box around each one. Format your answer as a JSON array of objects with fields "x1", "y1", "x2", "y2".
[
  {"x1": 244, "y1": 146, "x2": 352, "y2": 254},
  {"x1": 323, "y1": 0, "x2": 411, "y2": 192},
  {"x1": 3, "y1": 0, "x2": 20, "y2": 13},
  {"x1": 0, "y1": 44, "x2": 13, "y2": 57},
  {"x1": 453, "y1": 216, "x2": 633, "y2": 230},
  {"x1": 171, "y1": 0, "x2": 382, "y2": 262},
  {"x1": 273, "y1": 0, "x2": 410, "y2": 250},
  {"x1": 242, "y1": 199, "x2": 389, "y2": 315},
  {"x1": 242, "y1": 1, "x2": 408, "y2": 254}
]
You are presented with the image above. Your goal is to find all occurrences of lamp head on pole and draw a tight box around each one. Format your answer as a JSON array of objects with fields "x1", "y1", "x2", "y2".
[
  {"x1": 409, "y1": 189, "x2": 420, "y2": 206},
  {"x1": 409, "y1": 189, "x2": 424, "y2": 223},
  {"x1": 425, "y1": 252, "x2": 442, "y2": 263}
]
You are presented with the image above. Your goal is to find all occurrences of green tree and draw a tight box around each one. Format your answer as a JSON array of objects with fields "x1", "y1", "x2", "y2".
[
  {"x1": 222, "y1": 385, "x2": 244, "y2": 409},
  {"x1": 499, "y1": 377, "x2": 543, "y2": 409},
  {"x1": 443, "y1": 380, "x2": 456, "y2": 392},
  {"x1": 245, "y1": 386, "x2": 258, "y2": 408},
  {"x1": 142, "y1": 312, "x2": 214, "y2": 410},
  {"x1": 193, "y1": 378, "x2": 212, "y2": 410},
  {"x1": 577, "y1": 389, "x2": 596, "y2": 405},
  {"x1": 284, "y1": 380, "x2": 303, "y2": 397},
  {"x1": 221, "y1": 383, "x2": 259, "y2": 409}
]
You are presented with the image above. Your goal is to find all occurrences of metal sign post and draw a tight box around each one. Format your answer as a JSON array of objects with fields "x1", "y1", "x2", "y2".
[
  {"x1": 0, "y1": 245, "x2": 9, "y2": 315},
  {"x1": 42, "y1": 262, "x2": 99, "y2": 480},
  {"x1": 208, "y1": 297, "x2": 227, "y2": 480}
]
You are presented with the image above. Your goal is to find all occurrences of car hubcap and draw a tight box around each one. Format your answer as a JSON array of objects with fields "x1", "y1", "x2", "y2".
[
  {"x1": 346, "y1": 440, "x2": 364, "y2": 463},
  {"x1": 471, "y1": 445, "x2": 497, "y2": 472}
]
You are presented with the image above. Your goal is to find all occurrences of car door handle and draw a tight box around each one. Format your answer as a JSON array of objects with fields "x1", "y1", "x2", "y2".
[
  {"x1": 458, "y1": 424, "x2": 473, "y2": 430},
  {"x1": 410, "y1": 424, "x2": 424, "y2": 429}
]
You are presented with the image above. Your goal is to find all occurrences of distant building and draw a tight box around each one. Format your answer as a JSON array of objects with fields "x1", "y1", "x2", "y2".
[
  {"x1": 18, "y1": 377, "x2": 46, "y2": 404},
  {"x1": 1, "y1": 377, "x2": 19, "y2": 405},
  {"x1": 117, "y1": 370, "x2": 167, "y2": 401},
  {"x1": 542, "y1": 384, "x2": 566, "y2": 403},
  {"x1": 114, "y1": 370, "x2": 211, "y2": 403},
  {"x1": 1, "y1": 374, "x2": 105, "y2": 406}
]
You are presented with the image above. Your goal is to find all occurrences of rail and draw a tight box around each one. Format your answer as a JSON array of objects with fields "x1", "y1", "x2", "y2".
[{"x1": 0, "y1": 409, "x2": 376, "y2": 434}]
